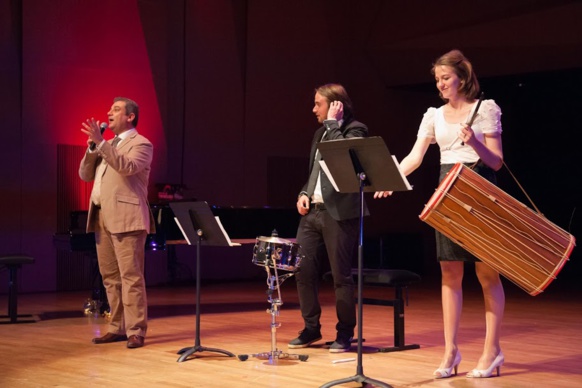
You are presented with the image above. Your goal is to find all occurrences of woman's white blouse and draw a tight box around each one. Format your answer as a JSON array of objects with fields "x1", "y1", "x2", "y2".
[{"x1": 417, "y1": 99, "x2": 502, "y2": 164}]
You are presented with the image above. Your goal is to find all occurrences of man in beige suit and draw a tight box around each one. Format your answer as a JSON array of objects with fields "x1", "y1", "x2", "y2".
[{"x1": 79, "y1": 97, "x2": 155, "y2": 349}]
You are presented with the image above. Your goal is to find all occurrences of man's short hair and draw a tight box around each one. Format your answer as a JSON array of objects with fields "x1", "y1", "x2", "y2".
[{"x1": 114, "y1": 97, "x2": 139, "y2": 127}]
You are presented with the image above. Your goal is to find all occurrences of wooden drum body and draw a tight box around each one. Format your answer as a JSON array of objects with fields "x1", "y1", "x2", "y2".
[{"x1": 420, "y1": 163, "x2": 575, "y2": 296}]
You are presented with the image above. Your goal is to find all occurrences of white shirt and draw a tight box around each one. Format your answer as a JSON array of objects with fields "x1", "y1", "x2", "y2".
[
  {"x1": 89, "y1": 129, "x2": 136, "y2": 206},
  {"x1": 416, "y1": 99, "x2": 502, "y2": 164},
  {"x1": 313, "y1": 119, "x2": 343, "y2": 203}
]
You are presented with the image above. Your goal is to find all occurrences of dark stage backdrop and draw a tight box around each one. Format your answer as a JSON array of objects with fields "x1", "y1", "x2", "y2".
[
  {"x1": 485, "y1": 69, "x2": 581, "y2": 283},
  {"x1": 0, "y1": 0, "x2": 580, "y2": 294}
]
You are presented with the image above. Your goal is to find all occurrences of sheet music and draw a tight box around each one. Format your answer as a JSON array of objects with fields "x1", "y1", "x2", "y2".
[
  {"x1": 215, "y1": 216, "x2": 241, "y2": 246},
  {"x1": 319, "y1": 160, "x2": 340, "y2": 192},
  {"x1": 393, "y1": 156, "x2": 413, "y2": 190},
  {"x1": 174, "y1": 217, "x2": 192, "y2": 245}
]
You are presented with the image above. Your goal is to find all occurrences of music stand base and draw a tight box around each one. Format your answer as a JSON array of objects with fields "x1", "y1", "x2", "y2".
[
  {"x1": 320, "y1": 374, "x2": 393, "y2": 388},
  {"x1": 177, "y1": 345, "x2": 235, "y2": 362}
]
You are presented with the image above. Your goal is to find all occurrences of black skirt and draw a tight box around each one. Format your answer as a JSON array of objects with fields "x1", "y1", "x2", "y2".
[{"x1": 435, "y1": 162, "x2": 497, "y2": 262}]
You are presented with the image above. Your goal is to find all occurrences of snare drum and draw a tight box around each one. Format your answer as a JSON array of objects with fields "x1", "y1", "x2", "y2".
[
  {"x1": 420, "y1": 163, "x2": 575, "y2": 296},
  {"x1": 253, "y1": 236, "x2": 303, "y2": 271}
]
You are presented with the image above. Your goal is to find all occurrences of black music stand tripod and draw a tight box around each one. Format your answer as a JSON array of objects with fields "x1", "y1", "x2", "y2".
[
  {"x1": 170, "y1": 201, "x2": 236, "y2": 362},
  {"x1": 317, "y1": 137, "x2": 412, "y2": 388}
]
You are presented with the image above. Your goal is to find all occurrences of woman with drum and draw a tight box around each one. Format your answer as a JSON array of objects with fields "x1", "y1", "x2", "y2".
[{"x1": 375, "y1": 49, "x2": 505, "y2": 379}]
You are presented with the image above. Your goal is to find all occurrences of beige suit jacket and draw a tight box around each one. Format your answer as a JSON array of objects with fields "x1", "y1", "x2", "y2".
[{"x1": 79, "y1": 131, "x2": 155, "y2": 234}]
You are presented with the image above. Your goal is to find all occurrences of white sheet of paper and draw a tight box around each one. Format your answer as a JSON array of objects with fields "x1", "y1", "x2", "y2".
[
  {"x1": 215, "y1": 216, "x2": 241, "y2": 246},
  {"x1": 173, "y1": 217, "x2": 191, "y2": 245},
  {"x1": 319, "y1": 160, "x2": 339, "y2": 192},
  {"x1": 319, "y1": 154, "x2": 412, "y2": 192},
  {"x1": 393, "y1": 155, "x2": 413, "y2": 190}
]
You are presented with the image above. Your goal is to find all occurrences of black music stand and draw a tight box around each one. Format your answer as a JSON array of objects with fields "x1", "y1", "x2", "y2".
[
  {"x1": 169, "y1": 201, "x2": 237, "y2": 362},
  {"x1": 316, "y1": 136, "x2": 411, "y2": 388}
]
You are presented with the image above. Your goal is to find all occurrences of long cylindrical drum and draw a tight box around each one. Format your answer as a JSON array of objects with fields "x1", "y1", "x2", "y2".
[{"x1": 419, "y1": 163, "x2": 575, "y2": 296}]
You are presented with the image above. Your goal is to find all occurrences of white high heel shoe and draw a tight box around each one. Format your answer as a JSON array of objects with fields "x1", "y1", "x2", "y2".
[
  {"x1": 433, "y1": 351, "x2": 462, "y2": 379},
  {"x1": 466, "y1": 352, "x2": 504, "y2": 378}
]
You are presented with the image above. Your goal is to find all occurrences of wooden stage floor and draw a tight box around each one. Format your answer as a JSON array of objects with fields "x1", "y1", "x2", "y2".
[{"x1": 1, "y1": 273, "x2": 581, "y2": 387}]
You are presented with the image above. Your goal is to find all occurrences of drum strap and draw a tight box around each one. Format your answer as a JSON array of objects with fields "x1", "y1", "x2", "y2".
[
  {"x1": 501, "y1": 160, "x2": 543, "y2": 216},
  {"x1": 468, "y1": 159, "x2": 543, "y2": 216}
]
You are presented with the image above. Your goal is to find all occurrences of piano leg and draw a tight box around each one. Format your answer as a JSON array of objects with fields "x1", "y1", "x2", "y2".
[
  {"x1": 167, "y1": 244, "x2": 178, "y2": 284},
  {"x1": 88, "y1": 252, "x2": 109, "y2": 316}
]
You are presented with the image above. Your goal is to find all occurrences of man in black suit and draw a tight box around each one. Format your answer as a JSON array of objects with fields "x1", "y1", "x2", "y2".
[{"x1": 288, "y1": 84, "x2": 368, "y2": 353}]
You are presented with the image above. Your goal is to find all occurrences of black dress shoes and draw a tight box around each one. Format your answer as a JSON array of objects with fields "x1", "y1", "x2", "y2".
[
  {"x1": 127, "y1": 335, "x2": 145, "y2": 349},
  {"x1": 288, "y1": 329, "x2": 322, "y2": 349},
  {"x1": 92, "y1": 332, "x2": 128, "y2": 344}
]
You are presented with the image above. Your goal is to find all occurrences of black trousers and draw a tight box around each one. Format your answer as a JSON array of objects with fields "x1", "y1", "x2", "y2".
[{"x1": 295, "y1": 207, "x2": 358, "y2": 336}]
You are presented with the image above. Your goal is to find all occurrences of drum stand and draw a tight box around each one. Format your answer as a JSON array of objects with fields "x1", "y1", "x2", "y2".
[{"x1": 238, "y1": 264, "x2": 308, "y2": 363}]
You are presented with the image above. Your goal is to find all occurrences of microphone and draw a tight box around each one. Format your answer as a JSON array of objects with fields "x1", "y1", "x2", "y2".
[{"x1": 89, "y1": 122, "x2": 108, "y2": 150}]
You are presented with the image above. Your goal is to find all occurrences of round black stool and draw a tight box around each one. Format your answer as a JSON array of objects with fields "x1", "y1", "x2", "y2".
[{"x1": 0, "y1": 255, "x2": 36, "y2": 324}]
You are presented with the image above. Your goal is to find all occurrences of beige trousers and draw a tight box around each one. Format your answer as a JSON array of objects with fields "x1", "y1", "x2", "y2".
[{"x1": 94, "y1": 208, "x2": 148, "y2": 338}]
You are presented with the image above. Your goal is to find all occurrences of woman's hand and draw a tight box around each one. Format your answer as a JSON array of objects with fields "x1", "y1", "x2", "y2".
[
  {"x1": 459, "y1": 123, "x2": 475, "y2": 145},
  {"x1": 373, "y1": 191, "x2": 393, "y2": 199}
]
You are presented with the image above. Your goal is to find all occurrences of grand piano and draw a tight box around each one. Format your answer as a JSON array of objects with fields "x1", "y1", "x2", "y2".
[
  {"x1": 53, "y1": 203, "x2": 300, "y2": 314},
  {"x1": 54, "y1": 203, "x2": 300, "y2": 251}
]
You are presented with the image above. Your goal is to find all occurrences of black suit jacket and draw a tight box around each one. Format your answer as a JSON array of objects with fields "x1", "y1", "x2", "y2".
[{"x1": 301, "y1": 118, "x2": 370, "y2": 221}]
